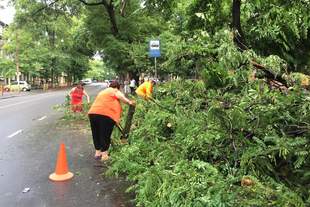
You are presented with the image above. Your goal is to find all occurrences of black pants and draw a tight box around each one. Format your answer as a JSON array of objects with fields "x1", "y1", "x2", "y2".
[
  {"x1": 89, "y1": 114, "x2": 115, "y2": 152},
  {"x1": 130, "y1": 87, "x2": 135, "y2": 95}
]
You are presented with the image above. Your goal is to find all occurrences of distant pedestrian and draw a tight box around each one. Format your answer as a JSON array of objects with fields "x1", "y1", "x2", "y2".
[
  {"x1": 123, "y1": 80, "x2": 131, "y2": 96},
  {"x1": 129, "y1": 78, "x2": 136, "y2": 95},
  {"x1": 69, "y1": 82, "x2": 90, "y2": 112},
  {"x1": 88, "y1": 81, "x2": 135, "y2": 161}
]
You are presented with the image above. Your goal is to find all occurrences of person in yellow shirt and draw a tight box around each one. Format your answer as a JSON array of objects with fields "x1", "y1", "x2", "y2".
[
  {"x1": 135, "y1": 77, "x2": 153, "y2": 99},
  {"x1": 135, "y1": 77, "x2": 174, "y2": 112}
]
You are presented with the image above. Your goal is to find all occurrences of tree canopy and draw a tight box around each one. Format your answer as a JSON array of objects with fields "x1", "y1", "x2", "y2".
[{"x1": 1, "y1": 0, "x2": 309, "y2": 82}]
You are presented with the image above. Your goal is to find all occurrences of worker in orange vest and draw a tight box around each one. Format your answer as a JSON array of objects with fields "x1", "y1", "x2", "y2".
[
  {"x1": 88, "y1": 81, "x2": 135, "y2": 161},
  {"x1": 69, "y1": 82, "x2": 90, "y2": 112},
  {"x1": 135, "y1": 77, "x2": 153, "y2": 100}
]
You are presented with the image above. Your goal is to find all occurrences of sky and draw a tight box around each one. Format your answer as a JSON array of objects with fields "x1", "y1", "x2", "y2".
[{"x1": 0, "y1": 0, "x2": 15, "y2": 24}]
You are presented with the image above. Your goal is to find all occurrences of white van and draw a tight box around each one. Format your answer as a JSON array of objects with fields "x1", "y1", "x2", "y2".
[{"x1": 4, "y1": 81, "x2": 31, "y2": 92}]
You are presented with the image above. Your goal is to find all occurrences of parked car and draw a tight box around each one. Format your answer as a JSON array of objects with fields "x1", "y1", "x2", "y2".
[
  {"x1": 4, "y1": 81, "x2": 31, "y2": 92},
  {"x1": 81, "y1": 78, "x2": 92, "y2": 85}
]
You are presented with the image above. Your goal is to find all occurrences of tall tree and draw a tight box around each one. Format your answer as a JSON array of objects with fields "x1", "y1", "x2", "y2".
[
  {"x1": 3, "y1": 0, "x2": 90, "y2": 84},
  {"x1": 232, "y1": 0, "x2": 246, "y2": 50}
]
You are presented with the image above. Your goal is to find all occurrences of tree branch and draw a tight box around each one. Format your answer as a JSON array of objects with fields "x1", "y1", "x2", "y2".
[
  {"x1": 120, "y1": 0, "x2": 128, "y2": 17},
  {"x1": 251, "y1": 61, "x2": 288, "y2": 87},
  {"x1": 77, "y1": 0, "x2": 104, "y2": 6},
  {"x1": 76, "y1": 0, "x2": 119, "y2": 36},
  {"x1": 32, "y1": 0, "x2": 60, "y2": 17}
]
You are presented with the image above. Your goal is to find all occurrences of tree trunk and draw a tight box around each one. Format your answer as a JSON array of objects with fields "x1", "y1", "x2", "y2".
[
  {"x1": 130, "y1": 71, "x2": 139, "y2": 83},
  {"x1": 77, "y1": 0, "x2": 119, "y2": 36},
  {"x1": 104, "y1": 2, "x2": 119, "y2": 36},
  {"x1": 232, "y1": 0, "x2": 246, "y2": 51},
  {"x1": 50, "y1": 30, "x2": 56, "y2": 88},
  {"x1": 15, "y1": 31, "x2": 20, "y2": 93}
]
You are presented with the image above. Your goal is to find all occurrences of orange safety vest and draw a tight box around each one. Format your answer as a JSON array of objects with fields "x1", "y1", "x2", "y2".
[
  {"x1": 135, "y1": 81, "x2": 153, "y2": 98},
  {"x1": 88, "y1": 88, "x2": 122, "y2": 123},
  {"x1": 71, "y1": 87, "x2": 84, "y2": 105}
]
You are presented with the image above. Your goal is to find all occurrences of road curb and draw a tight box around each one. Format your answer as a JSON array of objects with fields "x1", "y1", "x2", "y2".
[
  {"x1": 0, "y1": 87, "x2": 71, "y2": 100},
  {"x1": 0, "y1": 95, "x2": 19, "y2": 100}
]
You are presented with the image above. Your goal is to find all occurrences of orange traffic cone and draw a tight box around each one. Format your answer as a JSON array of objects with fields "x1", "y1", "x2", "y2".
[{"x1": 49, "y1": 143, "x2": 74, "y2": 181}]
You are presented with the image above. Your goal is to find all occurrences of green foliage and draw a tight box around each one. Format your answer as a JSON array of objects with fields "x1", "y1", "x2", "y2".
[
  {"x1": 0, "y1": 57, "x2": 15, "y2": 78},
  {"x1": 2, "y1": 0, "x2": 90, "y2": 82},
  {"x1": 81, "y1": 0, "x2": 166, "y2": 76},
  {"x1": 160, "y1": 0, "x2": 310, "y2": 76},
  {"x1": 107, "y1": 79, "x2": 310, "y2": 206},
  {"x1": 54, "y1": 94, "x2": 91, "y2": 121},
  {"x1": 86, "y1": 59, "x2": 115, "y2": 80},
  {"x1": 241, "y1": 1, "x2": 310, "y2": 71}
]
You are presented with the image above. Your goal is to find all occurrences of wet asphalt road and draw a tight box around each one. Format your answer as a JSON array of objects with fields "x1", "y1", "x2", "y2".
[{"x1": 0, "y1": 83, "x2": 134, "y2": 207}]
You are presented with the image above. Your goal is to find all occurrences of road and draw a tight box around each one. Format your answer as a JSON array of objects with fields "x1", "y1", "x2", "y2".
[
  {"x1": 0, "y1": 83, "x2": 134, "y2": 207},
  {"x1": 0, "y1": 83, "x2": 106, "y2": 139}
]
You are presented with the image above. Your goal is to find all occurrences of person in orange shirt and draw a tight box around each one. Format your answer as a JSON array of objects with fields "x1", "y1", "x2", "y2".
[
  {"x1": 88, "y1": 81, "x2": 135, "y2": 161},
  {"x1": 135, "y1": 77, "x2": 153, "y2": 100},
  {"x1": 69, "y1": 82, "x2": 90, "y2": 112}
]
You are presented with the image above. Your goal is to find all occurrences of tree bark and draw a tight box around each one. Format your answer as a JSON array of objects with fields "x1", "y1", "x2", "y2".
[
  {"x1": 232, "y1": 0, "x2": 246, "y2": 51},
  {"x1": 15, "y1": 31, "x2": 20, "y2": 93},
  {"x1": 103, "y1": 1, "x2": 119, "y2": 36},
  {"x1": 78, "y1": 0, "x2": 119, "y2": 36},
  {"x1": 50, "y1": 30, "x2": 56, "y2": 87}
]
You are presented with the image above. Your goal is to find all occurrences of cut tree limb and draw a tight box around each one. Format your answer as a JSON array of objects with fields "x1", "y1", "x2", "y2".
[
  {"x1": 251, "y1": 61, "x2": 288, "y2": 87},
  {"x1": 122, "y1": 104, "x2": 136, "y2": 139},
  {"x1": 116, "y1": 104, "x2": 136, "y2": 140}
]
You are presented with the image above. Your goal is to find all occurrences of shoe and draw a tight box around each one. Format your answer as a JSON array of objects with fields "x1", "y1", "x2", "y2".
[
  {"x1": 120, "y1": 138, "x2": 128, "y2": 144},
  {"x1": 101, "y1": 154, "x2": 109, "y2": 161}
]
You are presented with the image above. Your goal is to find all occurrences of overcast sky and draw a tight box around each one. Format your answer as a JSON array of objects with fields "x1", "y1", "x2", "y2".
[{"x1": 0, "y1": 0, "x2": 15, "y2": 24}]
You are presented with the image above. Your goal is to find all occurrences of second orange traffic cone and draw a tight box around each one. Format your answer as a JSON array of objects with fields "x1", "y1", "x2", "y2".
[{"x1": 49, "y1": 143, "x2": 74, "y2": 181}]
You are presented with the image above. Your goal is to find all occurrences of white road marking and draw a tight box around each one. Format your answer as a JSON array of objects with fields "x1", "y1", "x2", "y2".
[
  {"x1": 38, "y1": 116, "x2": 47, "y2": 121},
  {"x1": 7, "y1": 129, "x2": 23, "y2": 138}
]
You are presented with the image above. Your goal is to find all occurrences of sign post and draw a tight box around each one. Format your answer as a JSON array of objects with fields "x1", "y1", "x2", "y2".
[
  {"x1": 149, "y1": 40, "x2": 160, "y2": 79},
  {"x1": 154, "y1": 57, "x2": 157, "y2": 79}
]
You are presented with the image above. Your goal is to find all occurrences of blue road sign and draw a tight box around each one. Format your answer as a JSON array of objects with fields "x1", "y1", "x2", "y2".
[{"x1": 149, "y1": 40, "x2": 160, "y2": 58}]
